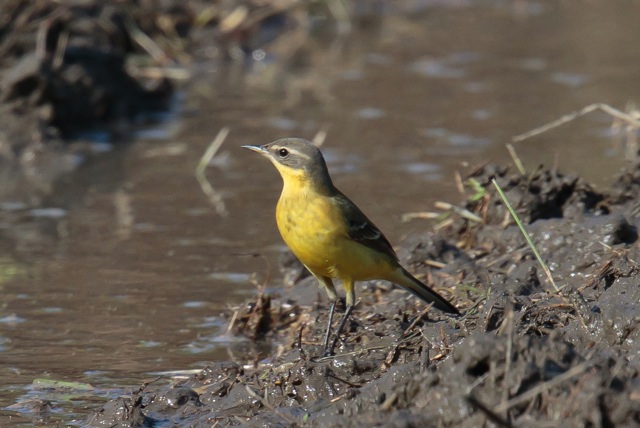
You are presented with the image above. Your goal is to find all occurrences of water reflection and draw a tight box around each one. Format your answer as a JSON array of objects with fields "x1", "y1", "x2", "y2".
[
  {"x1": 409, "y1": 56, "x2": 469, "y2": 79},
  {"x1": 550, "y1": 71, "x2": 590, "y2": 88},
  {"x1": 354, "y1": 107, "x2": 386, "y2": 119}
]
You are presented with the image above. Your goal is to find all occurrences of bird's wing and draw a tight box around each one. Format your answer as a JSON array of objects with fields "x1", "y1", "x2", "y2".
[{"x1": 334, "y1": 192, "x2": 398, "y2": 259}]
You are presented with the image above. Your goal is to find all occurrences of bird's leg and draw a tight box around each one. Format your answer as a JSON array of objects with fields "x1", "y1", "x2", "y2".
[
  {"x1": 325, "y1": 303, "x2": 353, "y2": 356},
  {"x1": 323, "y1": 278, "x2": 356, "y2": 357},
  {"x1": 310, "y1": 273, "x2": 339, "y2": 355},
  {"x1": 322, "y1": 299, "x2": 337, "y2": 350}
]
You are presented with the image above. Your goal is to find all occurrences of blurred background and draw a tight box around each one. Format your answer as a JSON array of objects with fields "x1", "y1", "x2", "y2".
[{"x1": 1, "y1": 0, "x2": 640, "y2": 424}]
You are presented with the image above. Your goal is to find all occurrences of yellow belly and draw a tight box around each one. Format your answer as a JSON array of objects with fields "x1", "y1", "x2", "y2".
[{"x1": 276, "y1": 189, "x2": 393, "y2": 281}]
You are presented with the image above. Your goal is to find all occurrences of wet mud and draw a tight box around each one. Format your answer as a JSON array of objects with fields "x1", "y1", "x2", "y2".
[{"x1": 88, "y1": 162, "x2": 640, "y2": 427}]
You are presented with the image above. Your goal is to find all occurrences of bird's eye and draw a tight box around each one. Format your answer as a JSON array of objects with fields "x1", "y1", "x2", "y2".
[{"x1": 278, "y1": 148, "x2": 289, "y2": 157}]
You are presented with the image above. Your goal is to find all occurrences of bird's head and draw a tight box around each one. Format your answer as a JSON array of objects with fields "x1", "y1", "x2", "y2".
[{"x1": 242, "y1": 138, "x2": 333, "y2": 189}]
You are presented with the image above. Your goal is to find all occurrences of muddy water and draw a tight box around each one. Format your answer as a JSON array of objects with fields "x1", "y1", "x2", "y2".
[{"x1": 2, "y1": 1, "x2": 640, "y2": 425}]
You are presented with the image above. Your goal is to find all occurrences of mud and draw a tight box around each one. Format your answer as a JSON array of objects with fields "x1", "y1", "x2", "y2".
[{"x1": 87, "y1": 162, "x2": 640, "y2": 427}]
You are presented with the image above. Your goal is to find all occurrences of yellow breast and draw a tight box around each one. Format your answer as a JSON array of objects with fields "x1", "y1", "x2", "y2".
[
  {"x1": 276, "y1": 181, "x2": 343, "y2": 277},
  {"x1": 275, "y1": 171, "x2": 395, "y2": 281}
]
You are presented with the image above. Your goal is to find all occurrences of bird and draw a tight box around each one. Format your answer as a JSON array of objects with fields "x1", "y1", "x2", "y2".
[{"x1": 242, "y1": 138, "x2": 459, "y2": 356}]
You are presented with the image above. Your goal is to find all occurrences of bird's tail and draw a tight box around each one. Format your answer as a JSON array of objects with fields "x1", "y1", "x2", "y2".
[{"x1": 387, "y1": 267, "x2": 460, "y2": 315}]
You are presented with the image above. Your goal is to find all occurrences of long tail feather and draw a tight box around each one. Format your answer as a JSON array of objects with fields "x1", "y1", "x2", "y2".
[{"x1": 388, "y1": 267, "x2": 460, "y2": 315}]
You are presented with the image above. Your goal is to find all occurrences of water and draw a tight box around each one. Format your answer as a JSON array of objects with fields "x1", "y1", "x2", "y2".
[{"x1": 2, "y1": 1, "x2": 640, "y2": 424}]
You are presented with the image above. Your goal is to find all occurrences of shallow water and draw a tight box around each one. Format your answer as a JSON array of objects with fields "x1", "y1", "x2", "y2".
[{"x1": 2, "y1": 1, "x2": 640, "y2": 424}]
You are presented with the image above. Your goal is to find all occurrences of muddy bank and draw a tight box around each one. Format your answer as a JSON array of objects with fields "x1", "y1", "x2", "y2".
[{"x1": 87, "y1": 161, "x2": 640, "y2": 427}]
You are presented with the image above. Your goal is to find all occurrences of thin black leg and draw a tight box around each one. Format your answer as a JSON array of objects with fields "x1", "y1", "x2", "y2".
[
  {"x1": 324, "y1": 304, "x2": 353, "y2": 357},
  {"x1": 322, "y1": 300, "x2": 337, "y2": 351}
]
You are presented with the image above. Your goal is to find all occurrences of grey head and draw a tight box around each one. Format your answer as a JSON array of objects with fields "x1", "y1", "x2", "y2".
[{"x1": 242, "y1": 138, "x2": 334, "y2": 189}]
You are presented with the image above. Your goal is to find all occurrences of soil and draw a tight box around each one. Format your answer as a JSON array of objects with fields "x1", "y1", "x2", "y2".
[{"x1": 86, "y1": 162, "x2": 640, "y2": 427}]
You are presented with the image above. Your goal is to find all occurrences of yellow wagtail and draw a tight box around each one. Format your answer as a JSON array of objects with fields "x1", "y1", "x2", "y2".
[{"x1": 243, "y1": 138, "x2": 459, "y2": 356}]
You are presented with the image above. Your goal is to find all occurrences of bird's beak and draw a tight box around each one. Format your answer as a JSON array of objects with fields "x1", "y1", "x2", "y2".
[{"x1": 241, "y1": 145, "x2": 269, "y2": 156}]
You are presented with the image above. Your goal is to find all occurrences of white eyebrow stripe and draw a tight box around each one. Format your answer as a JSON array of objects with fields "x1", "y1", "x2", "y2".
[{"x1": 286, "y1": 147, "x2": 311, "y2": 161}]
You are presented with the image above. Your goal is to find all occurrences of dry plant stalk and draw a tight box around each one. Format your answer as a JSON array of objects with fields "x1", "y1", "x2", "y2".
[
  {"x1": 513, "y1": 102, "x2": 640, "y2": 144},
  {"x1": 196, "y1": 127, "x2": 230, "y2": 217}
]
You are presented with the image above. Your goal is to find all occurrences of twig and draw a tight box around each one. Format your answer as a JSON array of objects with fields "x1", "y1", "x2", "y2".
[
  {"x1": 325, "y1": 0, "x2": 352, "y2": 34},
  {"x1": 465, "y1": 370, "x2": 500, "y2": 396},
  {"x1": 325, "y1": 372, "x2": 362, "y2": 388},
  {"x1": 52, "y1": 28, "x2": 69, "y2": 70},
  {"x1": 379, "y1": 391, "x2": 398, "y2": 411},
  {"x1": 224, "y1": 308, "x2": 240, "y2": 335},
  {"x1": 196, "y1": 127, "x2": 230, "y2": 217},
  {"x1": 402, "y1": 201, "x2": 482, "y2": 224},
  {"x1": 434, "y1": 201, "x2": 483, "y2": 223},
  {"x1": 402, "y1": 303, "x2": 434, "y2": 336},
  {"x1": 124, "y1": 14, "x2": 171, "y2": 64},
  {"x1": 423, "y1": 260, "x2": 446, "y2": 269},
  {"x1": 420, "y1": 336, "x2": 431, "y2": 374},
  {"x1": 36, "y1": 18, "x2": 50, "y2": 60},
  {"x1": 297, "y1": 323, "x2": 307, "y2": 361},
  {"x1": 401, "y1": 211, "x2": 440, "y2": 222},
  {"x1": 494, "y1": 361, "x2": 593, "y2": 413},
  {"x1": 505, "y1": 143, "x2": 526, "y2": 175},
  {"x1": 454, "y1": 170, "x2": 465, "y2": 196},
  {"x1": 312, "y1": 126, "x2": 329, "y2": 148},
  {"x1": 501, "y1": 309, "x2": 515, "y2": 421},
  {"x1": 126, "y1": 65, "x2": 190, "y2": 81},
  {"x1": 491, "y1": 179, "x2": 559, "y2": 292},
  {"x1": 433, "y1": 217, "x2": 455, "y2": 231},
  {"x1": 513, "y1": 103, "x2": 640, "y2": 142},
  {"x1": 383, "y1": 343, "x2": 401, "y2": 368},
  {"x1": 329, "y1": 389, "x2": 357, "y2": 403},
  {"x1": 465, "y1": 394, "x2": 513, "y2": 428},
  {"x1": 312, "y1": 345, "x2": 388, "y2": 363},
  {"x1": 245, "y1": 385, "x2": 297, "y2": 424}
]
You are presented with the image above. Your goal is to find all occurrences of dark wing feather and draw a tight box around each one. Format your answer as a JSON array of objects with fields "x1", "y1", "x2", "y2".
[{"x1": 334, "y1": 191, "x2": 398, "y2": 259}]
